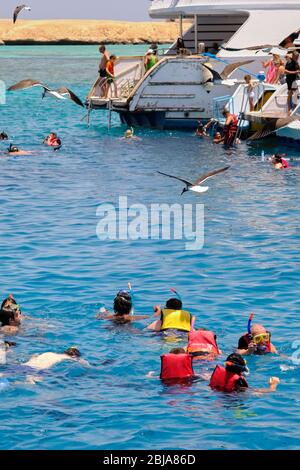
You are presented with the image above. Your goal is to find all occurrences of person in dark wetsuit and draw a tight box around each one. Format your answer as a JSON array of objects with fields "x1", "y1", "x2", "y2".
[{"x1": 285, "y1": 52, "x2": 300, "y2": 114}]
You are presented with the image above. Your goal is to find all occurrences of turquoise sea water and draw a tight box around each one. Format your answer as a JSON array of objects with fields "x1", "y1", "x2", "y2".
[{"x1": 0, "y1": 45, "x2": 300, "y2": 450}]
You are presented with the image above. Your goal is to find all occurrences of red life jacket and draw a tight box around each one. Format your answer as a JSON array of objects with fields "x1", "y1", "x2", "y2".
[
  {"x1": 48, "y1": 136, "x2": 60, "y2": 147},
  {"x1": 281, "y1": 158, "x2": 289, "y2": 168},
  {"x1": 224, "y1": 114, "x2": 238, "y2": 144},
  {"x1": 209, "y1": 365, "x2": 248, "y2": 392},
  {"x1": 160, "y1": 353, "x2": 194, "y2": 380},
  {"x1": 187, "y1": 330, "x2": 220, "y2": 356},
  {"x1": 241, "y1": 333, "x2": 272, "y2": 354}
]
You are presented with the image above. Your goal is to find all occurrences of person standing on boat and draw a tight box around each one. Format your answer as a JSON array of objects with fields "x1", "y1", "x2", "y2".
[
  {"x1": 144, "y1": 49, "x2": 158, "y2": 73},
  {"x1": 105, "y1": 55, "x2": 118, "y2": 99},
  {"x1": 285, "y1": 52, "x2": 300, "y2": 114},
  {"x1": 244, "y1": 75, "x2": 255, "y2": 111},
  {"x1": 222, "y1": 109, "x2": 238, "y2": 147},
  {"x1": 262, "y1": 54, "x2": 282, "y2": 84},
  {"x1": 98, "y1": 45, "x2": 110, "y2": 98}
]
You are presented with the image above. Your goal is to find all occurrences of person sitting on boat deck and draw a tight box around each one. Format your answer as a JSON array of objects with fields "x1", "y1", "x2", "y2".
[
  {"x1": 98, "y1": 44, "x2": 110, "y2": 97},
  {"x1": 144, "y1": 49, "x2": 158, "y2": 73},
  {"x1": 6, "y1": 144, "x2": 32, "y2": 156},
  {"x1": 209, "y1": 353, "x2": 280, "y2": 393},
  {"x1": 105, "y1": 55, "x2": 118, "y2": 99},
  {"x1": 43, "y1": 132, "x2": 62, "y2": 150},
  {"x1": 0, "y1": 294, "x2": 22, "y2": 333},
  {"x1": 96, "y1": 290, "x2": 147, "y2": 324},
  {"x1": 285, "y1": 52, "x2": 300, "y2": 115},
  {"x1": 0, "y1": 132, "x2": 8, "y2": 140},
  {"x1": 222, "y1": 108, "x2": 238, "y2": 147},
  {"x1": 146, "y1": 297, "x2": 195, "y2": 335},
  {"x1": 176, "y1": 37, "x2": 186, "y2": 55},
  {"x1": 236, "y1": 324, "x2": 277, "y2": 356},
  {"x1": 210, "y1": 42, "x2": 220, "y2": 55},
  {"x1": 272, "y1": 154, "x2": 290, "y2": 169},
  {"x1": 187, "y1": 328, "x2": 221, "y2": 361}
]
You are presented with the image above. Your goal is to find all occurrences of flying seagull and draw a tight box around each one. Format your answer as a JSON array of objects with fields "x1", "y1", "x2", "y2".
[
  {"x1": 201, "y1": 60, "x2": 254, "y2": 84},
  {"x1": 248, "y1": 117, "x2": 300, "y2": 141},
  {"x1": 13, "y1": 5, "x2": 31, "y2": 24},
  {"x1": 220, "y1": 44, "x2": 282, "y2": 52},
  {"x1": 8, "y1": 79, "x2": 84, "y2": 107},
  {"x1": 157, "y1": 166, "x2": 230, "y2": 195}
]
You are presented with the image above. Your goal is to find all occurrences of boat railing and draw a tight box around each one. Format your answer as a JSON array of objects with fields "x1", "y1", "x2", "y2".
[{"x1": 213, "y1": 95, "x2": 234, "y2": 124}]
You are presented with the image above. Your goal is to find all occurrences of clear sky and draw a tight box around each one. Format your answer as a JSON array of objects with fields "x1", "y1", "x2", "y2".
[{"x1": 1, "y1": 0, "x2": 152, "y2": 21}]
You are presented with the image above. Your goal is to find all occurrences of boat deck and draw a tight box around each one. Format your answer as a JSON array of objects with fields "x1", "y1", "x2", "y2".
[
  {"x1": 245, "y1": 111, "x2": 289, "y2": 123},
  {"x1": 87, "y1": 97, "x2": 128, "y2": 110}
]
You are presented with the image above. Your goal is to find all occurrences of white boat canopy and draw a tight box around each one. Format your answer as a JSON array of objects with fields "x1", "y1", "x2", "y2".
[
  {"x1": 224, "y1": 10, "x2": 300, "y2": 50},
  {"x1": 150, "y1": 0, "x2": 300, "y2": 18}
]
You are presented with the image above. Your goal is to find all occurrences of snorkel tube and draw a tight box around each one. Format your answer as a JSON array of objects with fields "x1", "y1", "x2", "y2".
[
  {"x1": 248, "y1": 313, "x2": 254, "y2": 338},
  {"x1": 170, "y1": 288, "x2": 196, "y2": 331},
  {"x1": 128, "y1": 282, "x2": 134, "y2": 316},
  {"x1": 170, "y1": 288, "x2": 182, "y2": 301}
]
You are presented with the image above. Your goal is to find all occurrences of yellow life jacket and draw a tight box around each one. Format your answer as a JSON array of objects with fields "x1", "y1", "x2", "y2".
[{"x1": 161, "y1": 309, "x2": 191, "y2": 332}]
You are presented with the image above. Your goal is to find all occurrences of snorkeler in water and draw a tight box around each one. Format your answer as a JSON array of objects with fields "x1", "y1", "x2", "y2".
[
  {"x1": 147, "y1": 297, "x2": 195, "y2": 336},
  {"x1": 236, "y1": 323, "x2": 277, "y2": 356},
  {"x1": 209, "y1": 353, "x2": 280, "y2": 393},
  {"x1": 24, "y1": 347, "x2": 86, "y2": 370},
  {"x1": 96, "y1": 290, "x2": 148, "y2": 324},
  {"x1": 147, "y1": 348, "x2": 197, "y2": 381},
  {"x1": 2, "y1": 347, "x2": 90, "y2": 385},
  {"x1": 6, "y1": 144, "x2": 33, "y2": 156},
  {"x1": 43, "y1": 132, "x2": 62, "y2": 151},
  {"x1": 0, "y1": 294, "x2": 22, "y2": 333}
]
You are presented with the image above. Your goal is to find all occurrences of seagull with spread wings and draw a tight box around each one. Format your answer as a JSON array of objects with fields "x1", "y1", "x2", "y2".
[
  {"x1": 13, "y1": 5, "x2": 31, "y2": 24},
  {"x1": 157, "y1": 166, "x2": 230, "y2": 195},
  {"x1": 8, "y1": 79, "x2": 84, "y2": 107},
  {"x1": 201, "y1": 60, "x2": 254, "y2": 86}
]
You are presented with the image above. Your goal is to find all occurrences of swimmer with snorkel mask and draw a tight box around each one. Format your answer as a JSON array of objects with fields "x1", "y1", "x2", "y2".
[
  {"x1": 236, "y1": 313, "x2": 277, "y2": 356},
  {"x1": 96, "y1": 284, "x2": 148, "y2": 324}
]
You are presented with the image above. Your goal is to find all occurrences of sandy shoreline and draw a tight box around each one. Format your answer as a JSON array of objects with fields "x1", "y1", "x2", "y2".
[{"x1": 0, "y1": 19, "x2": 182, "y2": 45}]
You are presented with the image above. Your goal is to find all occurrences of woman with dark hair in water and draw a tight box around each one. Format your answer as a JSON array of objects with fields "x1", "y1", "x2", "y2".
[
  {"x1": 96, "y1": 290, "x2": 147, "y2": 324},
  {"x1": 0, "y1": 295, "x2": 22, "y2": 333}
]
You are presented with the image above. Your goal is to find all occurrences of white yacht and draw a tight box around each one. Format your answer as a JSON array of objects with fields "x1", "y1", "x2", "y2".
[{"x1": 87, "y1": 0, "x2": 300, "y2": 129}]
